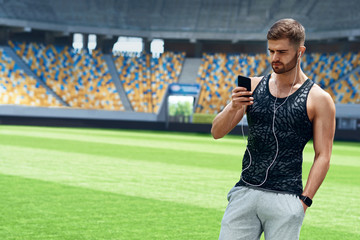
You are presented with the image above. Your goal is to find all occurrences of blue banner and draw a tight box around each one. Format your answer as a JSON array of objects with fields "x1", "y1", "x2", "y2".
[{"x1": 168, "y1": 83, "x2": 201, "y2": 96}]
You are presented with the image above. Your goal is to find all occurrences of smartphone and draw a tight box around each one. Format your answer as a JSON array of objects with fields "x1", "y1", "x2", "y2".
[
  {"x1": 237, "y1": 75, "x2": 251, "y2": 91},
  {"x1": 237, "y1": 75, "x2": 252, "y2": 98}
]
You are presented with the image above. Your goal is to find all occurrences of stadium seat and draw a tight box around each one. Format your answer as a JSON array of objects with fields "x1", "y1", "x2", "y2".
[
  {"x1": 9, "y1": 41, "x2": 124, "y2": 111},
  {"x1": 327, "y1": 68, "x2": 360, "y2": 104},
  {"x1": 302, "y1": 52, "x2": 360, "y2": 89},
  {"x1": 113, "y1": 51, "x2": 185, "y2": 113},
  {"x1": 302, "y1": 52, "x2": 360, "y2": 104},
  {"x1": 0, "y1": 47, "x2": 62, "y2": 107},
  {"x1": 195, "y1": 53, "x2": 269, "y2": 114}
]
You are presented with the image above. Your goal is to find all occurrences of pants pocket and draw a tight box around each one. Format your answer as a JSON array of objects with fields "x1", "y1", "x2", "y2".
[
  {"x1": 296, "y1": 196, "x2": 306, "y2": 218},
  {"x1": 226, "y1": 186, "x2": 244, "y2": 202}
]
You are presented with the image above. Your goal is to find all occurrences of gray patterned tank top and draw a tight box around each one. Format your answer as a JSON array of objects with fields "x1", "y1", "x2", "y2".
[{"x1": 236, "y1": 74, "x2": 314, "y2": 195}]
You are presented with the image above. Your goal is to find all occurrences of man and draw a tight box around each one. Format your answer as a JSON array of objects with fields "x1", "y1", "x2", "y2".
[{"x1": 212, "y1": 18, "x2": 336, "y2": 240}]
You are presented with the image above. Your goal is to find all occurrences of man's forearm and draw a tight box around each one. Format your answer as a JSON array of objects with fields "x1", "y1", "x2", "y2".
[
  {"x1": 302, "y1": 154, "x2": 330, "y2": 199},
  {"x1": 211, "y1": 105, "x2": 244, "y2": 139}
]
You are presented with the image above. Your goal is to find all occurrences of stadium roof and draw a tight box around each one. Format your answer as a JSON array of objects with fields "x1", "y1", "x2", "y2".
[{"x1": 0, "y1": 0, "x2": 359, "y2": 42}]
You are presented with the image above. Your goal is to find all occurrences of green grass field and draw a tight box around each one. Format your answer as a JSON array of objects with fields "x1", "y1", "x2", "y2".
[{"x1": 0, "y1": 125, "x2": 359, "y2": 240}]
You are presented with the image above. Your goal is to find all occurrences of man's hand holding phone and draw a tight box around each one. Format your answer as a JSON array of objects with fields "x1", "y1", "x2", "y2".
[{"x1": 231, "y1": 76, "x2": 254, "y2": 110}]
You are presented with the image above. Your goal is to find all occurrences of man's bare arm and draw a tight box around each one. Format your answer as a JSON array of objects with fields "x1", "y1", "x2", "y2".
[
  {"x1": 211, "y1": 77, "x2": 262, "y2": 139},
  {"x1": 211, "y1": 87, "x2": 253, "y2": 139},
  {"x1": 301, "y1": 89, "x2": 336, "y2": 211}
]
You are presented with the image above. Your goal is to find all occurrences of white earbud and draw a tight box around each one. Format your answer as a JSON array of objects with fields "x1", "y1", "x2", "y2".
[{"x1": 298, "y1": 52, "x2": 302, "y2": 58}]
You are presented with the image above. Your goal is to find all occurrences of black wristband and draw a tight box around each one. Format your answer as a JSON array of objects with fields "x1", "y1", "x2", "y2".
[{"x1": 300, "y1": 195, "x2": 312, "y2": 207}]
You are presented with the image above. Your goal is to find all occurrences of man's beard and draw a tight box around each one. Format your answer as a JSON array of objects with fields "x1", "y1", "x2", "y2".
[{"x1": 271, "y1": 53, "x2": 298, "y2": 74}]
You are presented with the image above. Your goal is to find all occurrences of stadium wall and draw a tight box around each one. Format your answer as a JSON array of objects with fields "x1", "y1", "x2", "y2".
[
  {"x1": 0, "y1": 104, "x2": 359, "y2": 142},
  {"x1": 0, "y1": 105, "x2": 157, "y2": 122}
]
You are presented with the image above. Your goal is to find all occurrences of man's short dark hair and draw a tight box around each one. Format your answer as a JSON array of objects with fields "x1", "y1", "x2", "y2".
[{"x1": 267, "y1": 18, "x2": 305, "y2": 47}]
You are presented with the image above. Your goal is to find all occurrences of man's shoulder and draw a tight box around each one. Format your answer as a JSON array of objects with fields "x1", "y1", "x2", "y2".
[
  {"x1": 309, "y1": 83, "x2": 333, "y2": 103},
  {"x1": 308, "y1": 83, "x2": 335, "y2": 116}
]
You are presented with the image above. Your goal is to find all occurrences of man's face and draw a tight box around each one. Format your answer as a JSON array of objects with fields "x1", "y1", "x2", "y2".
[{"x1": 268, "y1": 38, "x2": 299, "y2": 74}]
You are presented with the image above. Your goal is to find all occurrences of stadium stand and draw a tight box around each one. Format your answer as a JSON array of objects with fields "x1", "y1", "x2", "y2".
[
  {"x1": 0, "y1": 47, "x2": 62, "y2": 107},
  {"x1": 0, "y1": 0, "x2": 358, "y2": 142},
  {"x1": 2, "y1": 39, "x2": 359, "y2": 113},
  {"x1": 9, "y1": 41, "x2": 124, "y2": 111},
  {"x1": 113, "y1": 51, "x2": 185, "y2": 113},
  {"x1": 302, "y1": 52, "x2": 360, "y2": 88},
  {"x1": 302, "y1": 52, "x2": 360, "y2": 103},
  {"x1": 326, "y1": 68, "x2": 360, "y2": 104},
  {"x1": 194, "y1": 51, "x2": 360, "y2": 114},
  {"x1": 195, "y1": 53, "x2": 269, "y2": 114}
]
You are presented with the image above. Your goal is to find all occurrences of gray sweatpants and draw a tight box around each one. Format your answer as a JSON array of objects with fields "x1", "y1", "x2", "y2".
[{"x1": 219, "y1": 186, "x2": 305, "y2": 240}]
